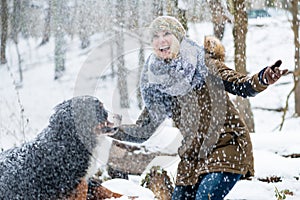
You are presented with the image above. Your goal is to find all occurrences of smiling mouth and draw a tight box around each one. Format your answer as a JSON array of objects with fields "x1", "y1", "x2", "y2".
[{"x1": 159, "y1": 46, "x2": 170, "y2": 52}]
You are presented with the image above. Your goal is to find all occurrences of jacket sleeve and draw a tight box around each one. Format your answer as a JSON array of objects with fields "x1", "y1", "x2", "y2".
[
  {"x1": 110, "y1": 108, "x2": 163, "y2": 143},
  {"x1": 206, "y1": 57, "x2": 268, "y2": 97}
]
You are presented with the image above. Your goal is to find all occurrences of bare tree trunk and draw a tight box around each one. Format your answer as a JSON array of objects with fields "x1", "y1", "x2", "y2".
[
  {"x1": 115, "y1": 0, "x2": 129, "y2": 108},
  {"x1": 136, "y1": 0, "x2": 146, "y2": 110},
  {"x1": 108, "y1": 140, "x2": 176, "y2": 175},
  {"x1": 53, "y1": 0, "x2": 66, "y2": 80},
  {"x1": 12, "y1": 0, "x2": 21, "y2": 43},
  {"x1": 232, "y1": 1, "x2": 247, "y2": 73},
  {"x1": 165, "y1": 0, "x2": 188, "y2": 32},
  {"x1": 1, "y1": 0, "x2": 8, "y2": 64},
  {"x1": 77, "y1": 1, "x2": 91, "y2": 49},
  {"x1": 232, "y1": 0, "x2": 255, "y2": 132},
  {"x1": 106, "y1": 2, "x2": 116, "y2": 78},
  {"x1": 128, "y1": 0, "x2": 138, "y2": 30},
  {"x1": 110, "y1": 38, "x2": 116, "y2": 78},
  {"x1": 174, "y1": 0, "x2": 188, "y2": 32},
  {"x1": 40, "y1": 0, "x2": 51, "y2": 46},
  {"x1": 69, "y1": 0, "x2": 78, "y2": 40},
  {"x1": 12, "y1": 0, "x2": 23, "y2": 83},
  {"x1": 137, "y1": 41, "x2": 144, "y2": 110},
  {"x1": 290, "y1": 0, "x2": 300, "y2": 115},
  {"x1": 166, "y1": 0, "x2": 175, "y2": 16},
  {"x1": 153, "y1": 0, "x2": 163, "y2": 17},
  {"x1": 208, "y1": 0, "x2": 231, "y2": 40}
]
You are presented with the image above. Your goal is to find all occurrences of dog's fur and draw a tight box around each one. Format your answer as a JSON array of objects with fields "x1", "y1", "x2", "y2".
[{"x1": 0, "y1": 96, "x2": 110, "y2": 199}]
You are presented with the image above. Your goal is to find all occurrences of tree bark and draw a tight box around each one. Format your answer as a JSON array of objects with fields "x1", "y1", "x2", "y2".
[
  {"x1": 12, "y1": 0, "x2": 21, "y2": 43},
  {"x1": 290, "y1": 0, "x2": 300, "y2": 115},
  {"x1": 115, "y1": 0, "x2": 129, "y2": 108},
  {"x1": 152, "y1": 0, "x2": 163, "y2": 17},
  {"x1": 1, "y1": 0, "x2": 8, "y2": 64},
  {"x1": 40, "y1": 0, "x2": 51, "y2": 46},
  {"x1": 136, "y1": 0, "x2": 146, "y2": 110},
  {"x1": 166, "y1": 0, "x2": 175, "y2": 16},
  {"x1": 53, "y1": 0, "x2": 66, "y2": 80},
  {"x1": 232, "y1": 1, "x2": 247, "y2": 73},
  {"x1": 108, "y1": 140, "x2": 177, "y2": 175},
  {"x1": 232, "y1": 0, "x2": 255, "y2": 132},
  {"x1": 137, "y1": 40, "x2": 144, "y2": 110},
  {"x1": 208, "y1": 0, "x2": 231, "y2": 40},
  {"x1": 78, "y1": 0, "x2": 92, "y2": 49},
  {"x1": 175, "y1": 0, "x2": 188, "y2": 32},
  {"x1": 12, "y1": 0, "x2": 23, "y2": 83}
]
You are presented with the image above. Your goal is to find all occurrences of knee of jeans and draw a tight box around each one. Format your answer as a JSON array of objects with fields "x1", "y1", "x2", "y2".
[
  {"x1": 172, "y1": 185, "x2": 197, "y2": 200},
  {"x1": 195, "y1": 173, "x2": 241, "y2": 199}
]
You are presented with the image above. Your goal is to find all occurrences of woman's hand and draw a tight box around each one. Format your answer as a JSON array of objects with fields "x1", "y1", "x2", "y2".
[{"x1": 263, "y1": 60, "x2": 288, "y2": 85}]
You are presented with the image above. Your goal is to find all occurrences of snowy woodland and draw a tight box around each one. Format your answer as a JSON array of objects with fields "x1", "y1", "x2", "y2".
[{"x1": 1, "y1": 0, "x2": 300, "y2": 199}]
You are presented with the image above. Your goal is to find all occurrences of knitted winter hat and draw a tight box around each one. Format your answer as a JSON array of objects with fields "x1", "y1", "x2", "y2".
[{"x1": 149, "y1": 16, "x2": 186, "y2": 42}]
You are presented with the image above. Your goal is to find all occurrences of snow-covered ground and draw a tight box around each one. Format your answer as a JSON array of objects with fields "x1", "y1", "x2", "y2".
[{"x1": 1, "y1": 10, "x2": 300, "y2": 199}]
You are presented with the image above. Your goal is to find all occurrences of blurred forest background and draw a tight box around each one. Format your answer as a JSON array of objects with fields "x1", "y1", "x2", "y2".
[{"x1": 0, "y1": 0, "x2": 299, "y2": 133}]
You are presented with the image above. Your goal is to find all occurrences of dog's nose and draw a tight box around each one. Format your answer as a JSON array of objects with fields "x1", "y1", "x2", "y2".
[{"x1": 100, "y1": 127, "x2": 119, "y2": 134}]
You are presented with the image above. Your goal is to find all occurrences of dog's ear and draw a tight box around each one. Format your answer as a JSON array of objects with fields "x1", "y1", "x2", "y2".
[
  {"x1": 70, "y1": 96, "x2": 107, "y2": 152},
  {"x1": 71, "y1": 96, "x2": 107, "y2": 129},
  {"x1": 49, "y1": 100, "x2": 74, "y2": 130}
]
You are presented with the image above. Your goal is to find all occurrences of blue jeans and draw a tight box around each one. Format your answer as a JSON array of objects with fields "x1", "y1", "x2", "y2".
[{"x1": 172, "y1": 172, "x2": 242, "y2": 200}]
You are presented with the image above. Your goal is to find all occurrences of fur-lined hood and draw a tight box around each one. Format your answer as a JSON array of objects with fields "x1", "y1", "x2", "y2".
[{"x1": 204, "y1": 35, "x2": 225, "y2": 62}]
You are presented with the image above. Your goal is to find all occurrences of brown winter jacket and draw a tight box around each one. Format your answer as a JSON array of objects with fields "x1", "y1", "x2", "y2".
[
  {"x1": 112, "y1": 36, "x2": 268, "y2": 186},
  {"x1": 172, "y1": 36, "x2": 268, "y2": 185}
]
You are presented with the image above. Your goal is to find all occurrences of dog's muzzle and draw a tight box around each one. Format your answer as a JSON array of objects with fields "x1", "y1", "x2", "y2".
[{"x1": 100, "y1": 127, "x2": 119, "y2": 134}]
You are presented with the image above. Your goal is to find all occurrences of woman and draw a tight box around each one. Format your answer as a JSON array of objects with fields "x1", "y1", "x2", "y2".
[{"x1": 111, "y1": 16, "x2": 288, "y2": 199}]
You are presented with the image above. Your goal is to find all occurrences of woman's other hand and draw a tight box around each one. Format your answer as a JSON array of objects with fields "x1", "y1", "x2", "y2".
[{"x1": 263, "y1": 60, "x2": 289, "y2": 85}]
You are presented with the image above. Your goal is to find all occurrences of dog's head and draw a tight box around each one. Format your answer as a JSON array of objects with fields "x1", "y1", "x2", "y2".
[
  {"x1": 49, "y1": 96, "x2": 117, "y2": 150},
  {"x1": 50, "y1": 96, "x2": 108, "y2": 131}
]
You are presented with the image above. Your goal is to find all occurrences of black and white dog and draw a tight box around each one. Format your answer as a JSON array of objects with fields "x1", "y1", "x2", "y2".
[{"x1": 0, "y1": 96, "x2": 116, "y2": 199}]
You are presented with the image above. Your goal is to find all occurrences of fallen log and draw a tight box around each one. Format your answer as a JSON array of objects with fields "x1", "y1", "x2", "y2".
[{"x1": 108, "y1": 140, "x2": 177, "y2": 175}]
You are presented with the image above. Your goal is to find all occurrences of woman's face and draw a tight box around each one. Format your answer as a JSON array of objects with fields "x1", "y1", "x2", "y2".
[{"x1": 152, "y1": 31, "x2": 180, "y2": 60}]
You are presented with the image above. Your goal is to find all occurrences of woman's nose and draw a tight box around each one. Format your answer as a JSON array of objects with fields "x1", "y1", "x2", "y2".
[{"x1": 157, "y1": 35, "x2": 167, "y2": 43}]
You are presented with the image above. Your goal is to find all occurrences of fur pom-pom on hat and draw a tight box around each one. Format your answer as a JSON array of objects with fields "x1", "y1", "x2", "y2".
[{"x1": 149, "y1": 16, "x2": 186, "y2": 42}]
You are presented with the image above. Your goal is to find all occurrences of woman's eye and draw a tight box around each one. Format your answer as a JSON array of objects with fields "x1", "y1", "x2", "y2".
[{"x1": 164, "y1": 32, "x2": 171, "y2": 36}]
